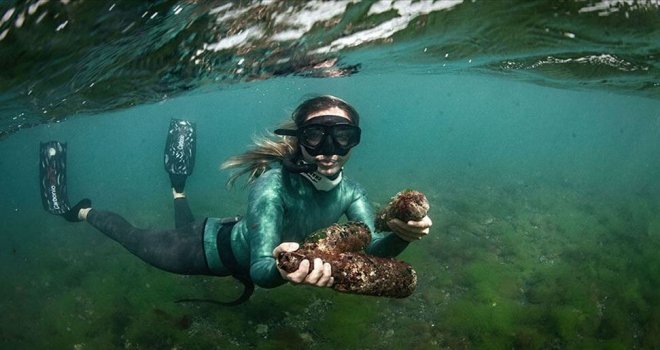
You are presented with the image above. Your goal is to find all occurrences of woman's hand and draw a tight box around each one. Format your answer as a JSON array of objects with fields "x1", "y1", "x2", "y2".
[
  {"x1": 387, "y1": 215, "x2": 433, "y2": 242},
  {"x1": 272, "y1": 242, "x2": 334, "y2": 287}
]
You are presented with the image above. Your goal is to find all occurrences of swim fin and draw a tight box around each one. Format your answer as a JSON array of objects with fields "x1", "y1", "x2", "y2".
[
  {"x1": 164, "y1": 119, "x2": 196, "y2": 176},
  {"x1": 39, "y1": 141, "x2": 71, "y2": 215}
]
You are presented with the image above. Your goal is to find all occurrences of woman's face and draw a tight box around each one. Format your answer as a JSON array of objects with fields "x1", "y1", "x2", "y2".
[{"x1": 300, "y1": 107, "x2": 353, "y2": 177}]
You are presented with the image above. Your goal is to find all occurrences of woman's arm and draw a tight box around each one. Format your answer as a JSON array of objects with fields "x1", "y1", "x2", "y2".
[
  {"x1": 246, "y1": 170, "x2": 333, "y2": 288},
  {"x1": 346, "y1": 183, "x2": 432, "y2": 256},
  {"x1": 245, "y1": 173, "x2": 288, "y2": 288},
  {"x1": 345, "y1": 185, "x2": 410, "y2": 257}
]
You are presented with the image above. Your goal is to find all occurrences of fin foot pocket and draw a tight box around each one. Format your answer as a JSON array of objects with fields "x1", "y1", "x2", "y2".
[
  {"x1": 62, "y1": 199, "x2": 92, "y2": 222},
  {"x1": 169, "y1": 173, "x2": 187, "y2": 193}
]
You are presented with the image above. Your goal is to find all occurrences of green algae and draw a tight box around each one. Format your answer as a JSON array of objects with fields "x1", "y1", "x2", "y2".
[
  {"x1": 3, "y1": 181, "x2": 660, "y2": 349},
  {"x1": 316, "y1": 294, "x2": 382, "y2": 347}
]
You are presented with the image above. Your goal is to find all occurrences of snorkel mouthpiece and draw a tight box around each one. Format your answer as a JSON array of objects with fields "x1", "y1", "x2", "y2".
[{"x1": 281, "y1": 155, "x2": 318, "y2": 173}]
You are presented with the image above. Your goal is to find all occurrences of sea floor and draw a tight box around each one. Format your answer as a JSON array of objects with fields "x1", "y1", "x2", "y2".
[{"x1": 1, "y1": 180, "x2": 659, "y2": 349}]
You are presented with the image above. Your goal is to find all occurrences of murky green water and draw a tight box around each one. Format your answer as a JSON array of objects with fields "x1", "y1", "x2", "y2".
[{"x1": 1, "y1": 1, "x2": 659, "y2": 349}]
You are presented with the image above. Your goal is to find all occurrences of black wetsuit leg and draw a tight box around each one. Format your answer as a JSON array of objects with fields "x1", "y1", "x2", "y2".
[{"x1": 85, "y1": 198, "x2": 210, "y2": 275}]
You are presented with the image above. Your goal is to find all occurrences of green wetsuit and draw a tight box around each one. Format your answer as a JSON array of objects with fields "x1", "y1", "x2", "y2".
[
  {"x1": 85, "y1": 165, "x2": 409, "y2": 297},
  {"x1": 228, "y1": 168, "x2": 410, "y2": 288}
]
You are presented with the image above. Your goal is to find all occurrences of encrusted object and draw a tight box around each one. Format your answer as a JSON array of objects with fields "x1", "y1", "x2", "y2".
[
  {"x1": 277, "y1": 222, "x2": 417, "y2": 298},
  {"x1": 303, "y1": 221, "x2": 372, "y2": 255},
  {"x1": 375, "y1": 190, "x2": 430, "y2": 232}
]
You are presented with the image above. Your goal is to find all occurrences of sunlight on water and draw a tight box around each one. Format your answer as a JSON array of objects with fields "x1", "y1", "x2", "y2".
[{"x1": 0, "y1": 0, "x2": 658, "y2": 137}]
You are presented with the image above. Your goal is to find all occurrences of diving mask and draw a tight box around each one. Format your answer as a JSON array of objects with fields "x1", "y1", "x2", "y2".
[{"x1": 275, "y1": 115, "x2": 361, "y2": 156}]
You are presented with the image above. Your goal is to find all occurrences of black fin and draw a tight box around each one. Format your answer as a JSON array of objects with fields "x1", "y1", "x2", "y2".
[
  {"x1": 164, "y1": 119, "x2": 196, "y2": 176},
  {"x1": 40, "y1": 141, "x2": 71, "y2": 215}
]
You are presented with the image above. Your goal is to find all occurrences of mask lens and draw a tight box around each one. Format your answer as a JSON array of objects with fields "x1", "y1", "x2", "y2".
[
  {"x1": 301, "y1": 126, "x2": 326, "y2": 147},
  {"x1": 332, "y1": 125, "x2": 358, "y2": 147}
]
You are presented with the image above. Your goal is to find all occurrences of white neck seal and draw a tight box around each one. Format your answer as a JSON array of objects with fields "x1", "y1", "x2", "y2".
[{"x1": 300, "y1": 170, "x2": 342, "y2": 191}]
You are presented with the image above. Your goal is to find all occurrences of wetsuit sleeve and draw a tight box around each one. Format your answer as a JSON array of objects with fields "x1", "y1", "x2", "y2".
[
  {"x1": 345, "y1": 185, "x2": 409, "y2": 257},
  {"x1": 245, "y1": 174, "x2": 287, "y2": 288}
]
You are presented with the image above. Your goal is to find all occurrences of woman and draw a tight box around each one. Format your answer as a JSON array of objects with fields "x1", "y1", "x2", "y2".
[{"x1": 47, "y1": 95, "x2": 432, "y2": 302}]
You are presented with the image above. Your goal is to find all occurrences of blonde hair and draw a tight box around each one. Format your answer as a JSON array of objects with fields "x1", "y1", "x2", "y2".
[
  {"x1": 221, "y1": 120, "x2": 297, "y2": 187},
  {"x1": 221, "y1": 95, "x2": 359, "y2": 187}
]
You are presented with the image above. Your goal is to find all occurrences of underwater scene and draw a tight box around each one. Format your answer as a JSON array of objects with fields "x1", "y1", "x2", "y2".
[{"x1": 1, "y1": 0, "x2": 659, "y2": 349}]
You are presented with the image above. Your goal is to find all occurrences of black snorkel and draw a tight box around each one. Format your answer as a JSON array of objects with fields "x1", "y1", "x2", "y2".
[
  {"x1": 281, "y1": 151, "x2": 318, "y2": 173},
  {"x1": 274, "y1": 127, "x2": 319, "y2": 174}
]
